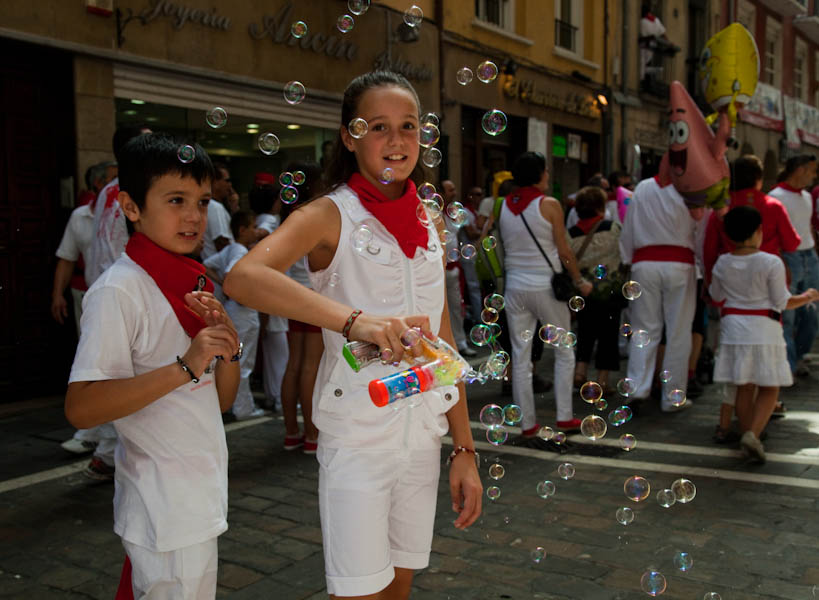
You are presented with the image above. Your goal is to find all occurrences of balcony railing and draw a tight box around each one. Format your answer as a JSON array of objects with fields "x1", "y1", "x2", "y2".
[{"x1": 554, "y1": 19, "x2": 577, "y2": 52}]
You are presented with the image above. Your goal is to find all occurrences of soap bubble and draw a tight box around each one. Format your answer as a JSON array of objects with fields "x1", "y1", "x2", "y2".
[
  {"x1": 422, "y1": 147, "x2": 442, "y2": 168},
  {"x1": 632, "y1": 329, "x2": 650, "y2": 348},
  {"x1": 348, "y1": 117, "x2": 368, "y2": 139},
  {"x1": 539, "y1": 324, "x2": 559, "y2": 343},
  {"x1": 419, "y1": 123, "x2": 440, "y2": 148},
  {"x1": 417, "y1": 182, "x2": 436, "y2": 200},
  {"x1": 456, "y1": 67, "x2": 473, "y2": 85},
  {"x1": 503, "y1": 404, "x2": 522, "y2": 425},
  {"x1": 609, "y1": 408, "x2": 627, "y2": 426},
  {"x1": 624, "y1": 475, "x2": 650, "y2": 502},
  {"x1": 177, "y1": 144, "x2": 195, "y2": 163},
  {"x1": 279, "y1": 171, "x2": 294, "y2": 186},
  {"x1": 446, "y1": 247, "x2": 460, "y2": 262},
  {"x1": 283, "y1": 81, "x2": 306, "y2": 105},
  {"x1": 481, "y1": 307, "x2": 499, "y2": 324},
  {"x1": 347, "y1": 0, "x2": 369, "y2": 15},
  {"x1": 486, "y1": 485, "x2": 501, "y2": 501},
  {"x1": 484, "y1": 293, "x2": 505, "y2": 310},
  {"x1": 615, "y1": 506, "x2": 634, "y2": 525},
  {"x1": 671, "y1": 478, "x2": 696, "y2": 503},
  {"x1": 667, "y1": 389, "x2": 687, "y2": 408},
  {"x1": 520, "y1": 329, "x2": 533, "y2": 342},
  {"x1": 656, "y1": 488, "x2": 677, "y2": 508},
  {"x1": 595, "y1": 398, "x2": 608, "y2": 411},
  {"x1": 580, "y1": 381, "x2": 603, "y2": 403},
  {"x1": 620, "y1": 405, "x2": 633, "y2": 422},
  {"x1": 673, "y1": 551, "x2": 693, "y2": 572},
  {"x1": 487, "y1": 323, "x2": 502, "y2": 342},
  {"x1": 470, "y1": 323, "x2": 492, "y2": 346},
  {"x1": 292, "y1": 170, "x2": 306, "y2": 185},
  {"x1": 446, "y1": 201, "x2": 464, "y2": 219},
  {"x1": 421, "y1": 112, "x2": 439, "y2": 127},
  {"x1": 538, "y1": 426, "x2": 554, "y2": 440},
  {"x1": 482, "y1": 109, "x2": 508, "y2": 136},
  {"x1": 580, "y1": 415, "x2": 607, "y2": 440},
  {"x1": 291, "y1": 20, "x2": 308, "y2": 38},
  {"x1": 416, "y1": 203, "x2": 432, "y2": 226},
  {"x1": 557, "y1": 463, "x2": 575, "y2": 480},
  {"x1": 593, "y1": 264, "x2": 608, "y2": 279},
  {"x1": 640, "y1": 569, "x2": 667, "y2": 596},
  {"x1": 536, "y1": 480, "x2": 556, "y2": 499},
  {"x1": 351, "y1": 224, "x2": 373, "y2": 251},
  {"x1": 568, "y1": 295, "x2": 585, "y2": 312},
  {"x1": 461, "y1": 244, "x2": 477, "y2": 260},
  {"x1": 487, "y1": 350, "x2": 510, "y2": 373},
  {"x1": 560, "y1": 331, "x2": 577, "y2": 348},
  {"x1": 531, "y1": 547, "x2": 546, "y2": 563},
  {"x1": 620, "y1": 323, "x2": 633, "y2": 337},
  {"x1": 553, "y1": 431, "x2": 567, "y2": 444},
  {"x1": 616, "y1": 378, "x2": 635, "y2": 397},
  {"x1": 336, "y1": 14, "x2": 355, "y2": 33},
  {"x1": 620, "y1": 433, "x2": 636, "y2": 451},
  {"x1": 622, "y1": 280, "x2": 643, "y2": 300},
  {"x1": 280, "y1": 185, "x2": 299, "y2": 205},
  {"x1": 400, "y1": 328, "x2": 422, "y2": 349},
  {"x1": 477, "y1": 60, "x2": 498, "y2": 83},
  {"x1": 486, "y1": 425, "x2": 508, "y2": 446},
  {"x1": 482, "y1": 236, "x2": 497, "y2": 250},
  {"x1": 403, "y1": 4, "x2": 423, "y2": 26},
  {"x1": 258, "y1": 133, "x2": 280, "y2": 155},
  {"x1": 659, "y1": 369, "x2": 672, "y2": 383},
  {"x1": 479, "y1": 403, "x2": 504, "y2": 427},
  {"x1": 488, "y1": 463, "x2": 505, "y2": 480},
  {"x1": 206, "y1": 106, "x2": 227, "y2": 128}
]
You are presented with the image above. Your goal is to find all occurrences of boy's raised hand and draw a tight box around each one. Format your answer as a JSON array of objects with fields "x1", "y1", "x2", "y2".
[{"x1": 186, "y1": 292, "x2": 238, "y2": 333}]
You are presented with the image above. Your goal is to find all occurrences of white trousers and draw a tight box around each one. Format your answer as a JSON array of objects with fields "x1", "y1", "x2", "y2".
[
  {"x1": 626, "y1": 261, "x2": 696, "y2": 408},
  {"x1": 229, "y1": 309, "x2": 260, "y2": 419},
  {"x1": 262, "y1": 330, "x2": 289, "y2": 409},
  {"x1": 123, "y1": 538, "x2": 218, "y2": 600},
  {"x1": 445, "y1": 268, "x2": 467, "y2": 349},
  {"x1": 505, "y1": 286, "x2": 575, "y2": 428}
]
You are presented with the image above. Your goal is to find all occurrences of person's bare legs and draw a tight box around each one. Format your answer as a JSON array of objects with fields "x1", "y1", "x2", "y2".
[
  {"x1": 734, "y1": 383, "x2": 757, "y2": 434},
  {"x1": 718, "y1": 402, "x2": 734, "y2": 431},
  {"x1": 329, "y1": 567, "x2": 413, "y2": 600},
  {"x1": 281, "y1": 330, "x2": 305, "y2": 438},
  {"x1": 749, "y1": 386, "x2": 779, "y2": 438},
  {"x1": 300, "y1": 332, "x2": 323, "y2": 442}
]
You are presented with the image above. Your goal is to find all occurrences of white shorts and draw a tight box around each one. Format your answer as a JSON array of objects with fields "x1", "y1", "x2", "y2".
[
  {"x1": 122, "y1": 537, "x2": 218, "y2": 600},
  {"x1": 317, "y1": 445, "x2": 441, "y2": 597}
]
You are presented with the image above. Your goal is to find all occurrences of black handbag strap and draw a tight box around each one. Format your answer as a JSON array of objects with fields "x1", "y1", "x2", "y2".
[{"x1": 519, "y1": 210, "x2": 563, "y2": 274}]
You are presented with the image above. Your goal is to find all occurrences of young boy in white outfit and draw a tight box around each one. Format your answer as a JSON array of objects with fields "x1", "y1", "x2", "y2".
[
  {"x1": 205, "y1": 210, "x2": 266, "y2": 420},
  {"x1": 65, "y1": 133, "x2": 240, "y2": 598}
]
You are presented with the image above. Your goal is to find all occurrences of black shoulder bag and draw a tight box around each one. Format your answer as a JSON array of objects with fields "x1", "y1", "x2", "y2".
[{"x1": 520, "y1": 211, "x2": 575, "y2": 301}]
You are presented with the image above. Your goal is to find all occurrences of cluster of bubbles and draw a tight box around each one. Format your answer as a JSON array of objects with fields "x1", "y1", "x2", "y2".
[
  {"x1": 478, "y1": 401, "x2": 521, "y2": 446},
  {"x1": 536, "y1": 323, "x2": 577, "y2": 349},
  {"x1": 456, "y1": 60, "x2": 499, "y2": 86},
  {"x1": 350, "y1": 224, "x2": 381, "y2": 256},
  {"x1": 277, "y1": 170, "x2": 306, "y2": 204}
]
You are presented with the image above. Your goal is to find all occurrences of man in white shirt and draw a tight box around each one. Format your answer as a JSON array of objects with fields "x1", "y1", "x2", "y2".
[
  {"x1": 200, "y1": 162, "x2": 235, "y2": 260},
  {"x1": 51, "y1": 204, "x2": 95, "y2": 333},
  {"x1": 768, "y1": 154, "x2": 819, "y2": 376}
]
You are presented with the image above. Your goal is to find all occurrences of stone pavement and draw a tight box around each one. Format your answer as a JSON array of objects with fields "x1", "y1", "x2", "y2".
[{"x1": 1, "y1": 351, "x2": 819, "y2": 599}]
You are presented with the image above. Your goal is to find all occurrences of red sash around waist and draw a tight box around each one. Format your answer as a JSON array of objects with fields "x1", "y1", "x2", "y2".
[
  {"x1": 632, "y1": 245, "x2": 695, "y2": 264},
  {"x1": 721, "y1": 307, "x2": 782, "y2": 323}
]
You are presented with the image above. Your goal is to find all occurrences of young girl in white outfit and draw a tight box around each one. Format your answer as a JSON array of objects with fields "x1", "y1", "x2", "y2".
[
  {"x1": 710, "y1": 205, "x2": 819, "y2": 463},
  {"x1": 225, "y1": 71, "x2": 482, "y2": 599}
]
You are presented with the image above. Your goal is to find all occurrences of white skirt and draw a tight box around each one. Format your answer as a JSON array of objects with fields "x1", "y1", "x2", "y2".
[{"x1": 713, "y1": 343, "x2": 793, "y2": 387}]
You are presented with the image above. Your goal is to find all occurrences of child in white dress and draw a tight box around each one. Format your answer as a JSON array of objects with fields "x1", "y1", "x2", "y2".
[{"x1": 710, "y1": 206, "x2": 819, "y2": 462}]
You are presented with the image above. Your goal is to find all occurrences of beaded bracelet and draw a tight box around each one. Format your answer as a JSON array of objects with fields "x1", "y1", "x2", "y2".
[
  {"x1": 342, "y1": 309, "x2": 362, "y2": 340},
  {"x1": 176, "y1": 356, "x2": 199, "y2": 383},
  {"x1": 446, "y1": 445, "x2": 480, "y2": 468}
]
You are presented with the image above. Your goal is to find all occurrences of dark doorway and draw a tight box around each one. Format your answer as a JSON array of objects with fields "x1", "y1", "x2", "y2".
[
  {"x1": 0, "y1": 38, "x2": 76, "y2": 400},
  {"x1": 461, "y1": 105, "x2": 526, "y2": 197}
]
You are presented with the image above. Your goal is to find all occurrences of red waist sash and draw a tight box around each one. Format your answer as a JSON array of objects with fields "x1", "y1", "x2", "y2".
[
  {"x1": 721, "y1": 307, "x2": 782, "y2": 323},
  {"x1": 632, "y1": 244, "x2": 695, "y2": 264}
]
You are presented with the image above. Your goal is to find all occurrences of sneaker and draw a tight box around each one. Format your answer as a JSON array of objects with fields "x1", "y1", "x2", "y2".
[
  {"x1": 661, "y1": 400, "x2": 694, "y2": 413},
  {"x1": 235, "y1": 407, "x2": 266, "y2": 421},
  {"x1": 532, "y1": 374, "x2": 553, "y2": 393},
  {"x1": 303, "y1": 439, "x2": 318, "y2": 455},
  {"x1": 555, "y1": 418, "x2": 582, "y2": 433},
  {"x1": 740, "y1": 431, "x2": 766, "y2": 463},
  {"x1": 84, "y1": 457, "x2": 115, "y2": 481},
  {"x1": 459, "y1": 346, "x2": 477, "y2": 357},
  {"x1": 521, "y1": 423, "x2": 541, "y2": 438},
  {"x1": 61, "y1": 438, "x2": 96, "y2": 455},
  {"x1": 686, "y1": 378, "x2": 704, "y2": 399},
  {"x1": 284, "y1": 435, "x2": 304, "y2": 451}
]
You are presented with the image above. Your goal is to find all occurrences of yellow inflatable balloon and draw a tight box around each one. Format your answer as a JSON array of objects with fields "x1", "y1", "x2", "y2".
[{"x1": 698, "y1": 23, "x2": 759, "y2": 137}]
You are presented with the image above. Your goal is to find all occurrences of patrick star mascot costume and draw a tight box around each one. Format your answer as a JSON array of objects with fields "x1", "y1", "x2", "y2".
[{"x1": 619, "y1": 81, "x2": 728, "y2": 411}]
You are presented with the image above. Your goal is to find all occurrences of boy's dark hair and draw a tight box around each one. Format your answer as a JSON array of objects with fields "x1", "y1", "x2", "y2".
[
  {"x1": 248, "y1": 184, "x2": 281, "y2": 215},
  {"x1": 723, "y1": 205, "x2": 762, "y2": 243},
  {"x1": 324, "y1": 71, "x2": 423, "y2": 191},
  {"x1": 230, "y1": 210, "x2": 255, "y2": 239},
  {"x1": 512, "y1": 152, "x2": 546, "y2": 187},
  {"x1": 281, "y1": 161, "x2": 324, "y2": 222},
  {"x1": 575, "y1": 186, "x2": 608, "y2": 219},
  {"x1": 119, "y1": 132, "x2": 215, "y2": 212},
  {"x1": 113, "y1": 124, "x2": 149, "y2": 164},
  {"x1": 730, "y1": 155, "x2": 763, "y2": 191}
]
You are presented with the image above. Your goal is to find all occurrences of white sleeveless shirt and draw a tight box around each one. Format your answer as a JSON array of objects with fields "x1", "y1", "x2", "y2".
[
  {"x1": 499, "y1": 197, "x2": 563, "y2": 290},
  {"x1": 307, "y1": 185, "x2": 459, "y2": 449}
]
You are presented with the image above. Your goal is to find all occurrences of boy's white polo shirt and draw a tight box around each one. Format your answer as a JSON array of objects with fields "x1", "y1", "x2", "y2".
[{"x1": 69, "y1": 254, "x2": 228, "y2": 552}]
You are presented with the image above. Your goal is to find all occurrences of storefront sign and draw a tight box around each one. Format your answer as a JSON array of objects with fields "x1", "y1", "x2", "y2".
[
  {"x1": 739, "y1": 81, "x2": 783, "y2": 131},
  {"x1": 373, "y1": 52, "x2": 432, "y2": 81},
  {"x1": 137, "y1": 0, "x2": 230, "y2": 30},
  {"x1": 249, "y1": 3, "x2": 358, "y2": 61},
  {"x1": 784, "y1": 96, "x2": 819, "y2": 148},
  {"x1": 504, "y1": 78, "x2": 600, "y2": 119}
]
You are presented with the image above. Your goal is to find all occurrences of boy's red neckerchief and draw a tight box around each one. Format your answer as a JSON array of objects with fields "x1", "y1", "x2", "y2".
[
  {"x1": 347, "y1": 172, "x2": 428, "y2": 259},
  {"x1": 504, "y1": 185, "x2": 543, "y2": 216},
  {"x1": 125, "y1": 232, "x2": 214, "y2": 339}
]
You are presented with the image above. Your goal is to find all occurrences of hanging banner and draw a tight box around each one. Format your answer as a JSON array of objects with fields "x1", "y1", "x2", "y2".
[{"x1": 738, "y1": 81, "x2": 783, "y2": 131}]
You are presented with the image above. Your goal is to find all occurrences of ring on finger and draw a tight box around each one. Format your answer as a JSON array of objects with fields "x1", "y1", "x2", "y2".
[{"x1": 379, "y1": 347, "x2": 394, "y2": 364}]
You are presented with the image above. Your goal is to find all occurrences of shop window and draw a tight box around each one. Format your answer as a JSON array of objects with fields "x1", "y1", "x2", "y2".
[
  {"x1": 795, "y1": 39, "x2": 808, "y2": 102},
  {"x1": 475, "y1": 0, "x2": 514, "y2": 31},
  {"x1": 763, "y1": 17, "x2": 782, "y2": 88},
  {"x1": 554, "y1": 0, "x2": 581, "y2": 54}
]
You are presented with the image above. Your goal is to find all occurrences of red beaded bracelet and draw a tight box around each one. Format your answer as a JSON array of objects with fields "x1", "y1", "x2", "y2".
[
  {"x1": 342, "y1": 309, "x2": 362, "y2": 340},
  {"x1": 446, "y1": 445, "x2": 480, "y2": 467}
]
